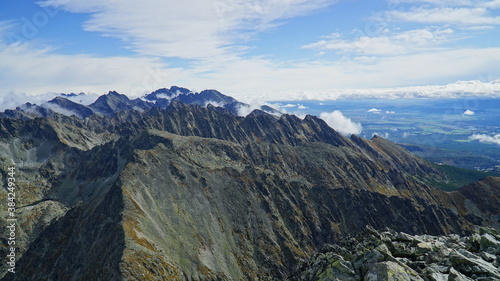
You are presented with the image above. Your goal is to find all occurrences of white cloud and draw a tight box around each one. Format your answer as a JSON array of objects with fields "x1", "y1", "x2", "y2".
[
  {"x1": 373, "y1": 132, "x2": 390, "y2": 139},
  {"x1": 2, "y1": 0, "x2": 500, "y2": 108},
  {"x1": 388, "y1": 0, "x2": 477, "y2": 7},
  {"x1": 483, "y1": 0, "x2": 500, "y2": 9},
  {"x1": 368, "y1": 108, "x2": 382, "y2": 113},
  {"x1": 0, "y1": 42, "x2": 185, "y2": 100},
  {"x1": 236, "y1": 103, "x2": 259, "y2": 117},
  {"x1": 41, "y1": 102, "x2": 80, "y2": 118},
  {"x1": 203, "y1": 100, "x2": 226, "y2": 107},
  {"x1": 319, "y1": 110, "x2": 362, "y2": 135},
  {"x1": 386, "y1": 7, "x2": 500, "y2": 26},
  {"x1": 38, "y1": 0, "x2": 335, "y2": 60},
  {"x1": 2, "y1": 37, "x2": 500, "y2": 107},
  {"x1": 0, "y1": 92, "x2": 56, "y2": 111},
  {"x1": 469, "y1": 133, "x2": 500, "y2": 145},
  {"x1": 63, "y1": 93, "x2": 100, "y2": 105},
  {"x1": 386, "y1": 111, "x2": 396, "y2": 114},
  {"x1": 463, "y1": 109, "x2": 475, "y2": 115},
  {"x1": 297, "y1": 104, "x2": 308, "y2": 109},
  {"x1": 302, "y1": 28, "x2": 454, "y2": 55},
  {"x1": 235, "y1": 99, "x2": 279, "y2": 117}
]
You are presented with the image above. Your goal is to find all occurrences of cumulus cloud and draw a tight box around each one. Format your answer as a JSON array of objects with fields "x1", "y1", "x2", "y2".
[
  {"x1": 319, "y1": 110, "x2": 362, "y2": 135},
  {"x1": 469, "y1": 133, "x2": 500, "y2": 145},
  {"x1": 368, "y1": 108, "x2": 382, "y2": 113},
  {"x1": 463, "y1": 109, "x2": 475, "y2": 115}
]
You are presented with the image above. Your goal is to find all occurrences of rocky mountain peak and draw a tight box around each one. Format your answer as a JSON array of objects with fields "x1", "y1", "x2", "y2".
[
  {"x1": 47, "y1": 96, "x2": 94, "y2": 119},
  {"x1": 89, "y1": 90, "x2": 152, "y2": 116}
]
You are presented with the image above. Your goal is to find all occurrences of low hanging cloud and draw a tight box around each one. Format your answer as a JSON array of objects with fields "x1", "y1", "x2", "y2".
[
  {"x1": 319, "y1": 110, "x2": 362, "y2": 135},
  {"x1": 368, "y1": 108, "x2": 382, "y2": 113},
  {"x1": 463, "y1": 109, "x2": 475, "y2": 115},
  {"x1": 469, "y1": 133, "x2": 500, "y2": 145}
]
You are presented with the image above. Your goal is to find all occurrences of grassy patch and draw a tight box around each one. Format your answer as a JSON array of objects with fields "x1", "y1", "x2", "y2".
[{"x1": 430, "y1": 163, "x2": 494, "y2": 191}]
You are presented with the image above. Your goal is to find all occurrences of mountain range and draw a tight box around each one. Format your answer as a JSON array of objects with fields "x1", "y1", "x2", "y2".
[
  {"x1": 0, "y1": 87, "x2": 499, "y2": 280},
  {"x1": 0, "y1": 86, "x2": 279, "y2": 120}
]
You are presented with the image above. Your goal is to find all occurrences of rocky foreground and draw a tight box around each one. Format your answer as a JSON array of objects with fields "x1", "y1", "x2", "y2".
[{"x1": 290, "y1": 226, "x2": 500, "y2": 281}]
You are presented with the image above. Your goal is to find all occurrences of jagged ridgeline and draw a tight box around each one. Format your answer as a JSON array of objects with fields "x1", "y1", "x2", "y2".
[{"x1": 0, "y1": 88, "x2": 499, "y2": 280}]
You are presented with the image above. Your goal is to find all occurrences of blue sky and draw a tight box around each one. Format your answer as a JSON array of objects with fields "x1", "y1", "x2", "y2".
[{"x1": 1, "y1": 0, "x2": 500, "y2": 103}]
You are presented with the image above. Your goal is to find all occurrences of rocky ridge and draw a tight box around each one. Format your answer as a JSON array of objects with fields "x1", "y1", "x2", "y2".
[
  {"x1": 0, "y1": 89, "x2": 499, "y2": 280},
  {"x1": 290, "y1": 226, "x2": 500, "y2": 281}
]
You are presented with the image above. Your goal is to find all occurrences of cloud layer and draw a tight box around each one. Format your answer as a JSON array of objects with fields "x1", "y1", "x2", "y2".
[
  {"x1": 469, "y1": 133, "x2": 500, "y2": 145},
  {"x1": 319, "y1": 110, "x2": 362, "y2": 135},
  {"x1": 1, "y1": 0, "x2": 500, "y2": 105}
]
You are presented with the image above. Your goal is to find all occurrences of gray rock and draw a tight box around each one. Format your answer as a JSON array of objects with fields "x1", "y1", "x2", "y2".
[
  {"x1": 449, "y1": 267, "x2": 473, "y2": 281},
  {"x1": 481, "y1": 234, "x2": 500, "y2": 250},
  {"x1": 479, "y1": 252, "x2": 495, "y2": 262},
  {"x1": 364, "y1": 261, "x2": 423, "y2": 281},
  {"x1": 450, "y1": 249, "x2": 500, "y2": 279},
  {"x1": 317, "y1": 255, "x2": 357, "y2": 281},
  {"x1": 353, "y1": 249, "x2": 386, "y2": 275},
  {"x1": 396, "y1": 232, "x2": 421, "y2": 243},
  {"x1": 429, "y1": 272, "x2": 449, "y2": 281}
]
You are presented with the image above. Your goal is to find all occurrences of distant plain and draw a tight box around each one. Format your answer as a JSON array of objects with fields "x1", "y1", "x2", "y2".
[{"x1": 273, "y1": 97, "x2": 500, "y2": 173}]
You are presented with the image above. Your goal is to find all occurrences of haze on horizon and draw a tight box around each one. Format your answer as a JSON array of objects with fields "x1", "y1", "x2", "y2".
[{"x1": 1, "y1": 0, "x2": 500, "y2": 106}]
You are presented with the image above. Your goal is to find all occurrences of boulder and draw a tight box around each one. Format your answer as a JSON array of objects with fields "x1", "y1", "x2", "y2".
[
  {"x1": 364, "y1": 261, "x2": 423, "y2": 281},
  {"x1": 449, "y1": 267, "x2": 472, "y2": 281}
]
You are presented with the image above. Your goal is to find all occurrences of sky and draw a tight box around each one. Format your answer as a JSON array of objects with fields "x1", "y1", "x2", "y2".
[{"x1": 1, "y1": 0, "x2": 500, "y2": 105}]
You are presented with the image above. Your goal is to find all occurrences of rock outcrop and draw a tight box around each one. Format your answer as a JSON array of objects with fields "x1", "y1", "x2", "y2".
[{"x1": 289, "y1": 226, "x2": 500, "y2": 280}]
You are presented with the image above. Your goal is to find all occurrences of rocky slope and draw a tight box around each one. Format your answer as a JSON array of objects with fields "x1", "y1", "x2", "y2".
[
  {"x1": 289, "y1": 226, "x2": 500, "y2": 281},
  {"x1": 0, "y1": 92, "x2": 499, "y2": 280}
]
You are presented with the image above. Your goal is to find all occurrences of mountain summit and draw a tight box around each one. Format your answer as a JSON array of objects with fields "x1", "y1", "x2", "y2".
[{"x1": 0, "y1": 88, "x2": 499, "y2": 280}]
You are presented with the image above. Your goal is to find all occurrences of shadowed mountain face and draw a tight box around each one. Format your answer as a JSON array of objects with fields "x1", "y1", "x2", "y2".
[
  {"x1": 89, "y1": 91, "x2": 154, "y2": 116},
  {"x1": 0, "y1": 93, "x2": 499, "y2": 280}
]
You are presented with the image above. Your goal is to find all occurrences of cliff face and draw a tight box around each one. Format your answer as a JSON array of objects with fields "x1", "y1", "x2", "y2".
[{"x1": 0, "y1": 102, "x2": 499, "y2": 280}]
